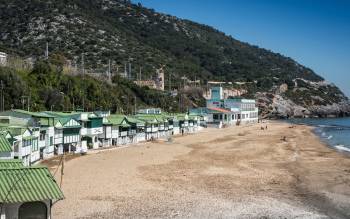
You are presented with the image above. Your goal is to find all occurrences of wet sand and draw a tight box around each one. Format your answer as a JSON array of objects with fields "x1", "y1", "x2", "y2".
[{"x1": 49, "y1": 121, "x2": 350, "y2": 219}]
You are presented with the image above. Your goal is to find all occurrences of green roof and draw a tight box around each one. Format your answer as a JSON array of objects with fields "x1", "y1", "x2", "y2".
[
  {"x1": 44, "y1": 111, "x2": 78, "y2": 116},
  {"x1": 12, "y1": 109, "x2": 55, "y2": 118},
  {"x1": 107, "y1": 115, "x2": 127, "y2": 125},
  {"x1": 0, "y1": 160, "x2": 24, "y2": 168},
  {"x1": 0, "y1": 167, "x2": 64, "y2": 203},
  {"x1": 135, "y1": 114, "x2": 166, "y2": 125},
  {"x1": 0, "y1": 126, "x2": 28, "y2": 137},
  {"x1": 126, "y1": 116, "x2": 145, "y2": 126},
  {"x1": 0, "y1": 135, "x2": 12, "y2": 153}
]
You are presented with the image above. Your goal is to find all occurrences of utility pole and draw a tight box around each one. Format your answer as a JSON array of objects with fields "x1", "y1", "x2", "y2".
[
  {"x1": 0, "y1": 80, "x2": 3, "y2": 111},
  {"x1": 124, "y1": 63, "x2": 127, "y2": 78},
  {"x1": 168, "y1": 73, "x2": 171, "y2": 93},
  {"x1": 45, "y1": 42, "x2": 49, "y2": 60},
  {"x1": 108, "y1": 59, "x2": 111, "y2": 82},
  {"x1": 27, "y1": 95, "x2": 30, "y2": 112},
  {"x1": 134, "y1": 95, "x2": 137, "y2": 115},
  {"x1": 82, "y1": 53, "x2": 85, "y2": 111},
  {"x1": 116, "y1": 64, "x2": 119, "y2": 76},
  {"x1": 139, "y1": 67, "x2": 142, "y2": 83},
  {"x1": 21, "y1": 96, "x2": 25, "y2": 110}
]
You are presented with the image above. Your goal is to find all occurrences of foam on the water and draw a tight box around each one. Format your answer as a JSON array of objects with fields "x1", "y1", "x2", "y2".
[{"x1": 335, "y1": 145, "x2": 350, "y2": 153}]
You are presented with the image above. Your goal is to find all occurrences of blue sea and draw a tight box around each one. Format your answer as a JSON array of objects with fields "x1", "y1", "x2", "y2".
[{"x1": 289, "y1": 117, "x2": 350, "y2": 153}]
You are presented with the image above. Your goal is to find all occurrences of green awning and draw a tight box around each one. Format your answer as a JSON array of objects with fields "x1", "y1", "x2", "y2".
[
  {"x1": 0, "y1": 167, "x2": 64, "y2": 203},
  {"x1": 0, "y1": 135, "x2": 11, "y2": 153}
]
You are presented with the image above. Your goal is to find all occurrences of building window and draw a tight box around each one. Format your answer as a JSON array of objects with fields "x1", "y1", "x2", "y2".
[
  {"x1": 50, "y1": 137, "x2": 53, "y2": 145},
  {"x1": 39, "y1": 131, "x2": 45, "y2": 141}
]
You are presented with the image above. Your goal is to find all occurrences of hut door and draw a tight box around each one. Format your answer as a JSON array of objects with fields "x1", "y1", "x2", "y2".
[{"x1": 19, "y1": 201, "x2": 47, "y2": 219}]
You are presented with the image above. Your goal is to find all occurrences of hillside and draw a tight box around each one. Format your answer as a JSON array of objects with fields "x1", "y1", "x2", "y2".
[
  {"x1": 0, "y1": 0, "x2": 349, "y2": 117},
  {"x1": 0, "y1": 62, "x2": 187, "y2": 113}
]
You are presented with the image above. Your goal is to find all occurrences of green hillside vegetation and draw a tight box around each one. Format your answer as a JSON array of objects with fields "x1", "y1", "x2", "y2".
[{"x1": 0, "y1": 60, "x2": 183, "y2": 113}]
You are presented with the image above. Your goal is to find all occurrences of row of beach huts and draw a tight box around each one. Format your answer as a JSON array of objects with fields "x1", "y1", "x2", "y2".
[
  {"x1": 0, "y1": 86, "x2": 259, "y2": 219},
  {"x1": 0, "y1": 109, "x2": 206, "y2": 166}
]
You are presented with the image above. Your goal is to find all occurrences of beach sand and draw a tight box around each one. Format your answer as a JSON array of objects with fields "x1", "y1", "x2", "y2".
[{"x1": 48, "y1": 121, "x2": 350, "y2": 219}]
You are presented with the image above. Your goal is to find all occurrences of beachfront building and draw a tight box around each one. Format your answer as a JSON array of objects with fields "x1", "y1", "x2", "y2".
[
  {"x1": 188, "y1": 115, "x2": 201, "y2": 133},
  {"x1": 0, "y1": 159, "x2": 64, "y2": 219},
  {"x1": 107, "y1": 115, "x2": 129, "y2": 145},
  {"x1": 99, "y1": 117, "x2": 113, "y2": 147},
  {"x1": 189, "y1": 107, "x2": 237, "y2": 128},
  {"x1": 74, "y1": 112, "x2": 103, "y2": 149},
  {"x1": 0, "y1": 110, "x2": 55, "y2": 159},
  {"x1": 135, "y1": 114, "x2": 159, "y2": 141},
  {"x1": 126, "y1": 116, "x2": 146, "y2": 143},
  {"x1": 95, "y1": 111, "x2": 113, "y2": 147},
  {"x1": 188, "y1": 109, "x2": 208, "y2": 128},
  {"x1": 205, "y1": 87, "x2": 259, "y2": 125},
  {"x1": 223, "y1": 98, "x2": 259, "y2": 124},
  {"x1": 176, "y1": 114, "x2": 190, "y2": 134},
  {"x1": 0, "y1": 125, "x2": 38, "y2": 166},
  {"x1": 44, "y1": 112, "x2": 83, "y2": 154},
  {"x1": 136, "y1": 111, "x2": 176, "y2": 140},
  {"x1": 171, "y1": 116, "x2": 180, "y2": 135},
  {"x1": 137, "y1": 108, "x2": 162, "y2": 115}
]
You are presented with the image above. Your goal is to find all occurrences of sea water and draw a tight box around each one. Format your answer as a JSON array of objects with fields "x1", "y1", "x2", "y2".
[{"x1": 289, "y1": 117, "x2": 350, "y2": 153}]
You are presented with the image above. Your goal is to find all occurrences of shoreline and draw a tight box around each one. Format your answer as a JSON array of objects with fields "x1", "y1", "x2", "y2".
[
  {"x1": 49, "y1": 121, "x2": 350, "y2": 219},
  {"x1": 283, "y1": 118, "x2": 350, "y2": 155}
]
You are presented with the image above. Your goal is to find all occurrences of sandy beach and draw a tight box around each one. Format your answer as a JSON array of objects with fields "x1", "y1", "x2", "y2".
[{"x1": 47, "y1": 121, "x2": 350, "y2": 219}]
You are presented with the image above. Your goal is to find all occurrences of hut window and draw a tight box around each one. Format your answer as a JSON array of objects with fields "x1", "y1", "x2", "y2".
[{"x1": 19, "y1": 201, "x2": 47, "y2": 219}]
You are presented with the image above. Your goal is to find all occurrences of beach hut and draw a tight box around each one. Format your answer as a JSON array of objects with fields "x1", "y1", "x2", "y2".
[
  {"x1": 0, "y1": 110, "x2": 56, "y2": 159},
  {"x1": 126, "y1": 116, "x2": 146, "y2": 143},
  {"x1": 135, "y1": 115, "x2": 160, "y2": 141},
  {"x1": 99, "y1": 117, "x2": 113, "y2": 147},
  {"x1": 0, "y1": 125, "x2": 39, "y2": 166},
  {"x1": 0, "y1": 160, "x2": 64, "y2": 219},
  {"x1": 107, "y1": 115, "x2": 130, "y2": 145},
  {"x1": 175, "y1": 114, "x2": 189, "y2": 135},
  {"x1": 44, "y1": 112, "x2": 83, "y2": 154}
]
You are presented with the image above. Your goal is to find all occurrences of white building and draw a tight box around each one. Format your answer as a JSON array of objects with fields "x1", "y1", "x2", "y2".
[{"x1": 205, "y1": 87, "x2": 259, "y2": 125}]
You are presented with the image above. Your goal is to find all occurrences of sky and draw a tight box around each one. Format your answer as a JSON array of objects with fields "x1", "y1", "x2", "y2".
[{"x1": 132, "y1": 0, "x2": 350, "y2": 97}]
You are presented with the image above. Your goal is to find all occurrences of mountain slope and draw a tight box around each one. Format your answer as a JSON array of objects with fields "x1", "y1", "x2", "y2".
[{"x1": 0, "y1": 0, "x2": 349, "y2": 117}]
